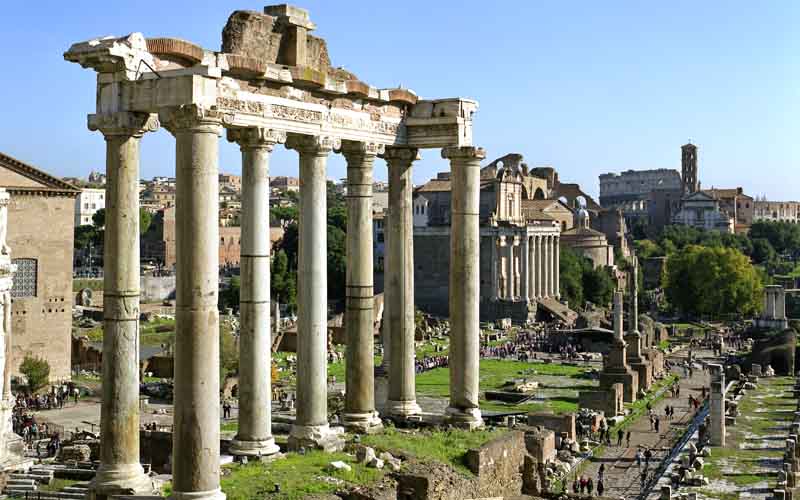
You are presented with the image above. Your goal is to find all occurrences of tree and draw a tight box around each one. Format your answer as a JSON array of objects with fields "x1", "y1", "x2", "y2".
[
  {"x1": 218, "y1": 276, "x2": 240, "y2": 312},
  {"x1": 750, "y1": 220, "x2": 800, "y2": 256},
  {"x1": 74, "y1": 224, "x2": 98, "y2": 250},
  {"x1": 327, "y1": 225, "x2": 347, "y2": 301},
  {"x1": 219, "y1": 325, "x2": 238, "y2": 384},
  {"x1": 583, "y1": 265, "x2": 615, "y2": 306},
  {"x1": 140, "y1": 208, "x2": 153, "y2": 235},
  {"x1": 559, "y1": 247, "x2": 584, "y2": 308},
  {"x1": 271, "y1": 249, "x2": 296, "y2": 313},
  {"x1": 664, "y1": 245, "x2": 762, "y2": 318},
  {"x1": 19, "y1": 355, "x2": 50, "y2": 393},
  {"x1": 92, "y1": 208, "x2": 106, "y2": 229},
  {"x1": 751, "y1": 238, "x2": 777, "y2": 266}
]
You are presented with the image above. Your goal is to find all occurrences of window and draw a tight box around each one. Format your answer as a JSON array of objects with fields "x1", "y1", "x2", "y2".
[{"x1": 11, "y1": 258, "x2": 37, "y2": 298}]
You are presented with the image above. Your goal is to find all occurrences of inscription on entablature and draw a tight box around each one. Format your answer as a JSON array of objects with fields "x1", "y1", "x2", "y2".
[
  {"x1": 271, "y1": 104, "x2": 323, "y2": 123},
  {"x1": 406, "y1": 123, "x2": 459, "y2": 138},
  {"x1": 216, "y1": 97, "x2": 266, "y2": 115}
]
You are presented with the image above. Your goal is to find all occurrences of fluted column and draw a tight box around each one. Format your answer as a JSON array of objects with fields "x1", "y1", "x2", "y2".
[
  {"x1": 227, "y1": 127, "x2": 285, "y2": 457},
  {"x1": 286, "y1": 135, "x2": 344, "y2": 450},
  {"x1": 341, "y1": 141, "x2": 383, "y2": 433},
  {"x1": 548, "y1": 235, "x2": 556, "y2": 297},
  {"x1": 88, "y1": 112, "x2": 157, "y2": 499},
  {"x1": 384, "y1": 147, "x2": 422, "y2": 418},
  {"x1": 528, "y1": 237, "x2": 535, "y2": 300},
  {"x1": 555, "y1": 236, "x2": 560, "y2": 299},
  {"x1": 520, "y1": 235, "x2": 529, "y2": 301},
  {"x1": 443, "y1": 146, "x2": 485, "y2": 429},
  {"x1": 537, "y1": 235, "x2": 545, "y2": 298},
  {"x1": 160, "y1": 105, "x2": 224, "y2": 500}
]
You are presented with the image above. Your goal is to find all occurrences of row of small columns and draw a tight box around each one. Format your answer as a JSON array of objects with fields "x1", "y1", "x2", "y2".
[
  {"x1": 86, "y1": 105, "x2": 485, "y2": 500},
  {"x1": 492, "y1": 234, "x2": 559, "y2": 301}
]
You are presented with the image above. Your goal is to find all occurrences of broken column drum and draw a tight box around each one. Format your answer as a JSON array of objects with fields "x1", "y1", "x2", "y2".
[{"x1": 65, "y1": 5, "x2": 482, "y2": 497}]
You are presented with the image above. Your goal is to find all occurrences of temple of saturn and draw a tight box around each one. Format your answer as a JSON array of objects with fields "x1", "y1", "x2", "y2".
[{"x1": 65, "y1": 5, "x2": 485, "y2": 499}]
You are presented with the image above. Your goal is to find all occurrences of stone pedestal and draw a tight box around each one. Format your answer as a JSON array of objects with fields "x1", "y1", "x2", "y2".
[
  {"x1": 599, "y1": 292, "x2": 638, "y2": 402},
  {"x1": 709, "y1": 364, "x2": 726, "y2": 446}
]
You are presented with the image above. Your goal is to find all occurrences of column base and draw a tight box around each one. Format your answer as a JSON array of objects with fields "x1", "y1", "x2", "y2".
[
  {"x1": 341, "y1": 411, "x2": 383, "y2": 434},
  {"x1": 445, "y1": 406, "x2": 484, "y2": 430},
  {"x1": 229, "y1": 436, "x2": 281, "y2": 457},
  {"x1": 288, "y1": 424, "x2": 345, "y2": 452},
  {"x1": 386, "y1": 399, "x2": 422, "y2": 419},
  {"x1": 87, "y1": 463, "x2": 155, "y2": 500},
  {"x1": 170, "y1": 488, "x2": 226, "y2": 500}
]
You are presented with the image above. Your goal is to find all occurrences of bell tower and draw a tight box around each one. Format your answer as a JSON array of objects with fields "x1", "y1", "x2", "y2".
[{"x1": 681, "y1": 142, "x2": 698, "y2": 194}]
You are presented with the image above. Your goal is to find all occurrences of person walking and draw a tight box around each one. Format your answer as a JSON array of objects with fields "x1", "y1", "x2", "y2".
[
  {"x1": 573, "y1": 477, "x2": 579, "y2": 494},
  {"x1": 626, "y1": 430, "x2": 631, "y2": 448},
  {"x1": 580, "y1": 475, "x2": 587, "y2": 494},
  {"x1": 598, "y1": 463, "x2": 605, "y2": 482},
  {"x1": 597, "y1": 478, "x2": 604, "y2": 497},
  {"x1": 654, "y1": 416, "x2": 661, "y2": 434},
  {"x1": 635, "y1": 448, "x2": 643, "y2": 468},
  {"x1": 587, "y1": 477, "x2": 594, "y2": 496},
  {"x1": 617, "y1": 428, "x2": 624, "y2": 446}
]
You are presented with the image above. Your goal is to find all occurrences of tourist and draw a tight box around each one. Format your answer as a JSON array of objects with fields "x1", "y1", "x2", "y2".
[
  {"x1": 586, "y1": 477, "x2": 594, "y2": 496},
  {"x1": 654, "y1": 416, "x2": 660, "y2": 434},
  {"x1": 573, "y1": 477, "x2": 580, "y2": 494},
  {"x1": 644, "y1": 447, "x2": 653, "y2": 467},
  {"x1": 617, "y1": 428, "x2": 624, "y2": 446},
  {"x1": 597, "y1": 479, "x2": 604, "y2": 497},
  {"x1": 598, "y1": 463, "x2": 605, "y2": 482},
  {"x1": 626, "y1": 430, "x2": 631, "y2": 448},
  {"x1": 635, "y1": 449, "x2": 643, "y2": 468},
  {"x1": 580, "y1": 475, "x2": 587, "y2": 493}
]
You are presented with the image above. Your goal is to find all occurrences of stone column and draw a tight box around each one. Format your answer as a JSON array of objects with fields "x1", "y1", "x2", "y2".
[
  {"x1": 227, "y1": 127, "x2": 285, "y2": 457},
  {"x1": 520, "y1": 235, "x2": 529, "y2": 301},
  {"x1": 505, "y1": 239, "x2": 514, "y2": 299},
  {"x1": 709, "y1": 364, "x2": 726, "y2": 446},
  {"x1": 341, "y1": 141, "x2": 383, "y2": 433},
  {"x1": 286, "y1": 135, "x2": 344, "y2": 450},
  {"x1": 530, "y1": 236, "x2": 537, "y2": 299},
  {"x1": 543, "y1": 235, "x2": 550, "y2": 298},
  {"x1": 490, "y1": 237, "x2": 499, "y2": 301},
  {"x1": 160, "y1": 105, "x2": 224, "y2": 500},
  {"x1": 443, "y1": 146, "x2": 485, "y2": 429},
  {"x1": 88, "y1": 111, "x2": 157, "y2": 499},
  {"x1": 2, "y1": 290, "x2": 10, "y2": 400},
  {"x1": 384, "y1": 147, "x2": 422, "y2": 418},
  {"x1": 554, "y1": 236, "x2": 560, "y2": 299}
]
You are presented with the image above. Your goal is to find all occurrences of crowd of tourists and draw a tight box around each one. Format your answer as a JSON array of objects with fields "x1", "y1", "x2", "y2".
[
  {"x1": 414, "y1": 355, "x2": 448, "y2": 374},
  {"x1": 479, "y1": 330, "x2": 586, "y2": 362}
]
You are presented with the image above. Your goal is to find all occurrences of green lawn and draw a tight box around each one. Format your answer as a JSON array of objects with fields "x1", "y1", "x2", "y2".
[
  {"x1": 361, "y1": 425, "x2": 507, "y2": 475},
  {"x1": 38, "y1": 478, "x2": 81, "y2": 493}
]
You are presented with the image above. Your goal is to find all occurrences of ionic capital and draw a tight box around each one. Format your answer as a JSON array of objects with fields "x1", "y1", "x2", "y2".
[
  {"x1": 340, "y1": 140, "x2": 385, "y2": 161},
  {"x1": 382, "y1": 146, "x2": 420, "y2": 164},
  {"x1": 88, "y1": 112, "x2": 159, "y2": 138},
  {"x1": 159, "y1": 105, "x2": 224, "y2": 136},
  {"x1": 285, "y1": 134, "x2": 340, "y2": 155},
  {"x1": 226, "y1": 127, "x2": 286, "y2": 151},
  {"x1": 441, "y1": 146, "x2": 486, "y2": 163}
]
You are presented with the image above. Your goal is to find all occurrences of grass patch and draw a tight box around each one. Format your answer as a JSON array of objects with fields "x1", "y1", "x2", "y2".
[
  {"x1": 73, "y1": 278, "x2": 103, "y2": 292},
  {"x1": 163, "y1": 451, "x2": 383, "y2": 500},
  {"x1": 361, "y1": 425, "x2": 506, "y2": 475},
  {"x1": 38, "y1": 478, "x2": 81, "y2": 493},
  {"x1": 221, "y1": 421, "x2": 238, "y2": 433}
]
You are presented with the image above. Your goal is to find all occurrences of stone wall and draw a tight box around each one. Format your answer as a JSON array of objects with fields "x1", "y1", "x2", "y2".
[
  {"x1": 140, "y1": 275, "x2": 176, "y2": 303},
  {"x1": 8, "y1": 194, "x2": 74, "y2": 380},
  {"x1": 465, "y1": 430, "x2": 527, "y2": 497},
  {"x1": 526, "y1": 412, "x2": 576, "y2": 441},
  {"x1": 580, "y1": 383, "x2": 623, "y2": 417}
]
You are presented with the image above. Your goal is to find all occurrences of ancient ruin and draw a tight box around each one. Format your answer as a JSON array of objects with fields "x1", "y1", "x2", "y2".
[{"x1": 65, "y1": 4, "x2": 485, "y2": 498}]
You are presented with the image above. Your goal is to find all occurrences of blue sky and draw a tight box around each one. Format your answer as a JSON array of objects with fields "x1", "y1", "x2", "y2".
[{"x1": 1, "y1": 1, "x2": 797, "y2": 199}]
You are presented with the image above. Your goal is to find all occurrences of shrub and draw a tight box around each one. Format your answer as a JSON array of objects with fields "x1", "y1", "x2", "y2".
[{"x1": 19, "y1": 355, "x2": 50, "y2": 393}]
